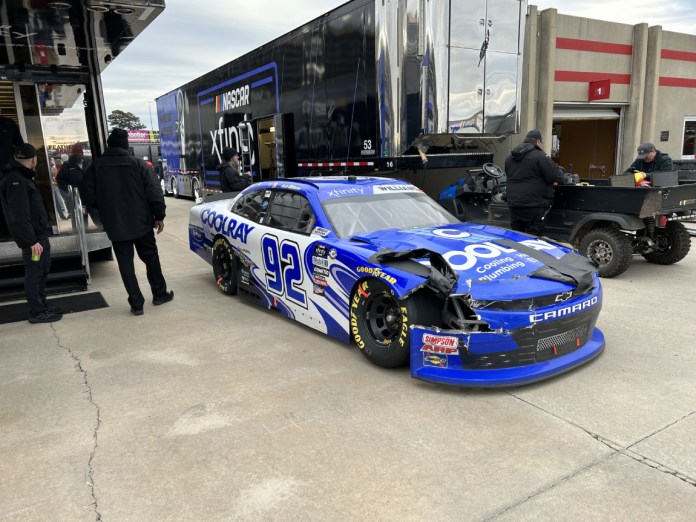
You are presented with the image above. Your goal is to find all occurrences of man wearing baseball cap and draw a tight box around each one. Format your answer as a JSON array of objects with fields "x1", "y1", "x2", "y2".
[
  {"x1": 218, "y1": 147, "x2": 252, "y2": 192},
  {"x1": 624, "y1": 142, "x2": 673, "y2": 181},
  {"x1": 0, "y1": 143, "x2": 61, "y2": 323}
]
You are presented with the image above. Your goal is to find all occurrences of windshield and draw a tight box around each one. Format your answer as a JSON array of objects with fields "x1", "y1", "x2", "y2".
[{"x1": 322, "y1": 192, "x2": 459, "y2": 237}]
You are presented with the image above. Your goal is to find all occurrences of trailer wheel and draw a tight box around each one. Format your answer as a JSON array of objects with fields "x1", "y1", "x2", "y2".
[
  {"x1": 350, "y1": 279, "x2": 417, "y2": 368},
  {"x1": 192, "y1": 179, "x2": 202, "y2": 202},
  {"x1": 642, "y1": 222, "x2": 691, "y2": 265},
  {"x1": 578, "y1": 227, "x2": 633, "y2": 278},
  {"x1": 171, "y1": 178, "x2": 180, "y2": 199},
  {"x1": 212, "y1": 237, "x2": 237, "y2": 295}
]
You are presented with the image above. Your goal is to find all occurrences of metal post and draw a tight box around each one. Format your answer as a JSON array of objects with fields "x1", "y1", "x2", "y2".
[{"x1": 148, "y1": 101, "x2": 154, "y2": 131}]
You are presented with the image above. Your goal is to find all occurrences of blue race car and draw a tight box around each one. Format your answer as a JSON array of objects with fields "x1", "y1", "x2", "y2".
[{"x1": 189, "y1": 177, "x2": 605, "y2": 387}]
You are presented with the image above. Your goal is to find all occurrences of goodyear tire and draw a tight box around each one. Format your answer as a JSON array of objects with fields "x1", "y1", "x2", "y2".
[
  {"x1": 578, "y1": 227, "x2": 633, "y2": 278},
  {"x1": 642, "y1": 221, "x2": 691, "y2": 265},
  {"x1": 350, "y1": 279, "x2": 415, "y2": 368},
  {"x1": 212, "y1": 237, "x2": 237, "y2": 295}
]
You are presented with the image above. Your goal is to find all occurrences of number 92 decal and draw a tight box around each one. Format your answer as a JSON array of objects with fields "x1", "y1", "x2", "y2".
[{"x1": 261, "y1": 234, "x2": 307, "y2": 308}]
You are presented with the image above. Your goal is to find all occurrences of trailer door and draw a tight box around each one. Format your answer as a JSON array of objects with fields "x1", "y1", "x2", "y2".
[{"x1": 448, "y1": 0, "x2": 524, "y2": 135}]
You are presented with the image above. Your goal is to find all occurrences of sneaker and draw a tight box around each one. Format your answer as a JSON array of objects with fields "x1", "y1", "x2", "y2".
[
  {"x1": 152, "y1": 290, "x2": 174, "y2": 306},
  {"x1": 131, "y1": 308, "x2": 144, "y2": 316},
  {"x1": 28, "y1": 311, "x2": 63, "y2": 324},
  {"x1": 43, "y1": 304, "x2": 62, "y2": 315}
]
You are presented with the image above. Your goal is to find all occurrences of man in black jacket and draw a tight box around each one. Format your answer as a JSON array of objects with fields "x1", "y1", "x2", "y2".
[
  {"x1": 57, "y1": 145, "x2": 101, "y2": 226},
  {"x1": 219, "y1": 147, "x2": 252, "y2": 192},
  {"x1": 0, "y1": 143, "x2": 62, "y2": 323},
  {"x1": 624, "y1": 142, "x2": 673, "y2": 181},
  {"x1": 83, "y1": 128, "x2": 173, "y2": 316},
  {"x1": 504, "y1": 130, "x2": 560, "y2": 235}
]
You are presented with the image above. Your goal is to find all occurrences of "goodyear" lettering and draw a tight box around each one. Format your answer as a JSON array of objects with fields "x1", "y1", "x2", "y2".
[
  {"x1": 356, "y1": 266, "x2": 396, "y2": 285},
  {"x1": 200, "y1": 209, "x2": 255, "y2": 243}
]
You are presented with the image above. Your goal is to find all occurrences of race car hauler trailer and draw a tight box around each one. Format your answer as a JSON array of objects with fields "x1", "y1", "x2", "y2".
[
  {"x1": 156, "y1": 0, "x2": 526, "y2": 200},
  {"x1": 0, "y1": 0, "x2": 165, "y2": 301}
]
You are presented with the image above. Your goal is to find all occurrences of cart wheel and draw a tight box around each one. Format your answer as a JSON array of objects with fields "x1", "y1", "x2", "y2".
[
  {"x1": 642, "y1": 221, "x2": 691, "y2": 265},
  {"x1": 578, "y1": 227, "x2": 633, "y2": 278}
]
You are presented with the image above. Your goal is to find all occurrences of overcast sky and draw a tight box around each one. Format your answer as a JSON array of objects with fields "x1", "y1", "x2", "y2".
[{"x1": 100, "y1": 0, "x2": 694, "y2": 130}]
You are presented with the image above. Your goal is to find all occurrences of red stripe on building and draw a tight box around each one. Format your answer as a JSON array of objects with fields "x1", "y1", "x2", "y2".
[
  {"x1": 555, "y1": 71, "x2": 631, "y2": 84},
  {"x1": 659, "y1": 77, "x2": 696, "y2": 88},
  {"x1": 556, "y1": 37, "x2": 632, "y2": 55},
  {"x1": 661, "y1": 49, "x2": 696, "y2": 63}
]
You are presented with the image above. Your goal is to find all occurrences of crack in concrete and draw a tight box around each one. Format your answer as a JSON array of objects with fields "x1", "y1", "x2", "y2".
[
  {"x1": 52, "y1": 324, "x2": 102, "y2": 521},
  {"x1": 481, "y1": 453, "x2": 615, "y2": 522},
  {"x1": 482, "y1": 393, "x2": 696, "y2": 520}
]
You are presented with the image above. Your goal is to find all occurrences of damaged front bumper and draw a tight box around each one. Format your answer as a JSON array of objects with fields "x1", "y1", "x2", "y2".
[{"x1": 409, "y1": 305, "x2": 605, "y2": 387}]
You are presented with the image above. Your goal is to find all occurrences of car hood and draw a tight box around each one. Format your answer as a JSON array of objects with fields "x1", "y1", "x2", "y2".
[{"x1": 350, "y1": 223, "x2": 596, "y2": 298}]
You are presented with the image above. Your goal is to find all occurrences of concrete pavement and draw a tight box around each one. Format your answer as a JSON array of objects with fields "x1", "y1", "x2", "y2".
[{"x1": 1, "y1": 196, "x2": 695, "y2": 521}]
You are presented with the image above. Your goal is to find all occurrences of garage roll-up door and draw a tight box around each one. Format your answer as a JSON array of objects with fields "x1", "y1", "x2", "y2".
[{"x1": 553, "y1": 107, "x2": 620, "y2": 121}]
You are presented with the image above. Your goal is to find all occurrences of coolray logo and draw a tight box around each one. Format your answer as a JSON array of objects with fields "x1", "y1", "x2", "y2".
[
  {"x1": 443, "y1": 239, "x2": 557, "y2": 272},
  {"x1": 356, "y1": 266, "x2": 396, "y2": 285},
  {"x1": 529, "y1": 296, "x2": 599, "y2": 323},
  {"x1": 200, "y1": 209, "x2": 254, "y2": 243},
  {"x1": 420, "y1": 333, "x2": 459, "y2": 355},
  {"x1": 215, "y1": 85, "x2": 250, "y2": 112}
]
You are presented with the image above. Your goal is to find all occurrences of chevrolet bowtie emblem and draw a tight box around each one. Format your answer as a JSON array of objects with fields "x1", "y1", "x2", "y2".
[{"x1": 555, "y1": 291, "x2": 573, "y2": 303}]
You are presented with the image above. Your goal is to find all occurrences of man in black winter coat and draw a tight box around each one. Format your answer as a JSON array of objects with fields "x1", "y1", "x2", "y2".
[
  {"x1": 219, "y1": 147, "x2": 252, "y2": 192},
  {"x1": 83, "y1": 128, "x2": 173, "y2": 316},
  {"x1": 504, "y1": 130, "x2": 560, "y2": 235},
  {"x1": 0, "y1": 144, "x2": 62, "y2": 323},
  {"x1": 624, "y1": 142, "x2": 673, "y2": 181}
]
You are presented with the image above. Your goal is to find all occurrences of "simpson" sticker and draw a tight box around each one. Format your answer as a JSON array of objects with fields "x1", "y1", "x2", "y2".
[{"x1": 421, "y1": 333, "x2": 459, "y2": 355}]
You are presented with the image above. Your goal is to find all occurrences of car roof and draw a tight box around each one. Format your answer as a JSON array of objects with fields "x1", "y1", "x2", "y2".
[{"x1": 249, "y1": 176, "x2": 421, "y2": 201}]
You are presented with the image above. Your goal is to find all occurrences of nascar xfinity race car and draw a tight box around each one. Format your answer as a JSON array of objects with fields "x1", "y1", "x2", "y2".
[{"x1": 189, "y1": 177, "x2": 605, "y2": 387}]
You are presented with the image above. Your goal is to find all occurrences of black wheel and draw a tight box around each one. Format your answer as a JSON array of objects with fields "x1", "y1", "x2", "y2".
[
  {"x1": 192, "y1": 179, "x2": 202, "y2": 202},
  {"x1": 350, "y1": 279, "x2": 415, "y2": 368},
  {"x1": 171, "y1": 178, "x2": 180, "y2": 199},
  {"x1": 578, "y1": 227, "x2": 633, "y2": 278},
  {"x1": 642, "y1": 221, "x2": 691, "y2": 265},
  {"x1": 212, "y1": 237, "x2": 237, "y2": 295}
]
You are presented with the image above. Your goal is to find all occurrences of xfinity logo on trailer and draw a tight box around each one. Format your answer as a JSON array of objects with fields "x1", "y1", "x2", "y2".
[
  {"x1": 210, "y1": 120, "x2": 254, "y2": 164},
  {"x1": 529, "y1": 296, "x2": 599, "y2": 324},
  {"x1": 215, "y1": 85, "x2": 250, "y2": 112}
]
